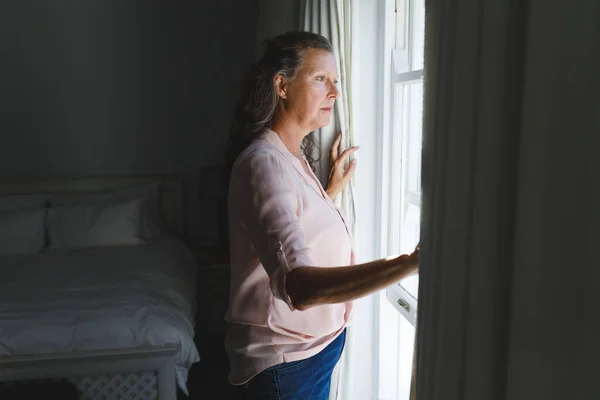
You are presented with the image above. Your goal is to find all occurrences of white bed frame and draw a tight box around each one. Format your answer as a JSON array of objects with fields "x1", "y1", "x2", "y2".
[{"x1": 0, "y1": 175, "x2": 189, "y2": 400}]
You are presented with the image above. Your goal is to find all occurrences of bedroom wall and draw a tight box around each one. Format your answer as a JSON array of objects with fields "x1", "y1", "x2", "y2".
[
  {"x1": 0, "y1": 1, "x2": 258, "y2": 240},
  {"x1": 256, "y1": 0, "x2": 301, "y2": 48}
]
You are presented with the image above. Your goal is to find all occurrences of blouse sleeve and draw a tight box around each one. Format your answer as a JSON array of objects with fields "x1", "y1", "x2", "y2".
[{"x1": 233, "y1": 152, "x2": 313, "y2": 311}]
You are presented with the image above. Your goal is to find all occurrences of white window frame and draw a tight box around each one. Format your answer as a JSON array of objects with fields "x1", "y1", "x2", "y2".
[
  {"x1": 377, "y1": 0, "x2": 424, "y2": 398},
  {"x1": 381, "y1": 0, "x2": 424, "y2": 326}
]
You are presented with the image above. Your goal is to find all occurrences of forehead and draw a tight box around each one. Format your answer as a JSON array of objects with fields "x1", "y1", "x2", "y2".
[{"x1": 297, "y1": 49, "x2": 338, "y2": 75}]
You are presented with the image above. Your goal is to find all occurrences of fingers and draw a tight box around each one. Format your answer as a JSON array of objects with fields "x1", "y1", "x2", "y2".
[
  {"x1": 343, "y1": 159, "x2": 358, "y2": 178},
  {"x1": 405, "y1": 250, "x2": 419, "y2": 269},
  {"x1": 335, "y1": 146, "x2": 359, "y2": 167},
  {"x1": 330, "y1": 133, "x2": 342, "y2": 161}
]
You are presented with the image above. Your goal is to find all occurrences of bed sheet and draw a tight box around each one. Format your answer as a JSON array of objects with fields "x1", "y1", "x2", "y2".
[{"x1": 0, "y1": 235, "x2": 200, "y2": 393}]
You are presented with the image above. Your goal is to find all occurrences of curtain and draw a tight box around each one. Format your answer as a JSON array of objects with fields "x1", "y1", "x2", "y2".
[
  {"x1": 300, "y1": 0, "x2": 356, "y2": 231},
  {"x1": 417, "y1": 0, "x2": 600, "y2": 399},
  {"x1": 300, "y1": 1, "x2": 356, "y2": 399}
]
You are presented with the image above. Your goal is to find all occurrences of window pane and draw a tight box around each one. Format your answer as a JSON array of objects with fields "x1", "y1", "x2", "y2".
[
  {"x1": 398, "y1": 205, "x2": 419, "y2": 299},
  {"x1": 394, "y1": 80, "x2": 423, "y2": 300},
  {"x1": 399, "y1": 274, "x2": 419, "y2": 300},
  {"x1": 396, "y1": 310, "x2": 416, "y2": 399},
  {"x1": 389, "y1": 82, "x2": 407, "y2": 256},
  {"x1": 395, "y1": 0, "x2": 408, "y2": 50},
  {"x1": 411, "y1": 0, "x2": 425, "y2": 70},
  {"x1": 406, "y1": 82, "x2": 423, "y2": 193},
  {"x1": 379, "y1": 293, "x2": 416, "y2": 400}
]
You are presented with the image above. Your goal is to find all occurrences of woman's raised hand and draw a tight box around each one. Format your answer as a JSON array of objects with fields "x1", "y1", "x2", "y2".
[{"x1": 325, "y1": 133, "x2": 359, "y2": 200}]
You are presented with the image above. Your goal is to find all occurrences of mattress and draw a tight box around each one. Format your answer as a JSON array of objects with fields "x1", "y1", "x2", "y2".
[{"x1": 0, "y1": 235, "x2": 200, "y2": 393}]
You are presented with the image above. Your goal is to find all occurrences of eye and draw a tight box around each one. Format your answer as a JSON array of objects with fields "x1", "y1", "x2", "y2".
[
  {"x1": 316, "y1": 76, "x2": 326, "y2": 81},
  {"x1": 334, "y1": 79, "x2": 339, "y2": 85}
]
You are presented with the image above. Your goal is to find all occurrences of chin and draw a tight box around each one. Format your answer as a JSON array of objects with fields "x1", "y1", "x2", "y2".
[{"x1": 315, "y1": 117, "x2": 333, "y2": 130}]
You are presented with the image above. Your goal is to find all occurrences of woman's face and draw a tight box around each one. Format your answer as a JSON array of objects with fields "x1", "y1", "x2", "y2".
[{"x1": 279, "y1": 49, "x2": 340, "y2": 132}]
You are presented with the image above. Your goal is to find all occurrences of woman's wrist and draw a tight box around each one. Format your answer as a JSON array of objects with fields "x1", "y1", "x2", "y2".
[
  {"x1": 395, "y1": 251, "x2": 419, "y2": 276},
  {"x1": 325, "y1": 187, "x2": 339, "y2": 200}
]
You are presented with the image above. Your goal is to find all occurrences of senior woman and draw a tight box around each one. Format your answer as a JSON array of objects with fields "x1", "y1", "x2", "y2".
[{"x1": 224, "y1": 31, "x2": 419, "y2": 399}]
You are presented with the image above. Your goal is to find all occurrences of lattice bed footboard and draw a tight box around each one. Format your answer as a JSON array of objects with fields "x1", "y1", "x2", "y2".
[
  {"x1": 1, "y1": 371, "x2": 157, "y2": 400},
  {"x1": 0, "y1": 346, "x2": 179, "y2": 400},
  {"x1": 68, "y1": 371, "x2": 158, "y2": 400}
]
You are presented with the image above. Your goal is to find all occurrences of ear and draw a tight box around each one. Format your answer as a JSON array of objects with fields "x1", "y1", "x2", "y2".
[{"x1": 274, "y1": 74, "x2": 288, "y2": 99}]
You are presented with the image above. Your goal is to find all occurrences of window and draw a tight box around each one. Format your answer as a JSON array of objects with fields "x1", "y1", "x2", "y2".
[{"x1": 378, "y1": 0, "x2": 425, "y2": 399}]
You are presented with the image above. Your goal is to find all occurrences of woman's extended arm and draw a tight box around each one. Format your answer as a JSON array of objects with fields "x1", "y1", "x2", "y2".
[
  {"x1": 285, "y1": 250, "x2": 419, "y2": 311},
  {"x1": 235, "y1": 149, "x2": 418, "y2": 311}
]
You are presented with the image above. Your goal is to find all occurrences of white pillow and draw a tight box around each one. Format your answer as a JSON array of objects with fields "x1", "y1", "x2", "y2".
[
  {"x1": 46, "y1": 183, "x2": 165, "y2": 249},
  {"x1": 0, "y1": 208, "x2": 46, "y2": 254},
  {"x1": 47, "y1": 198, "x2": 146, "y2": 249}
]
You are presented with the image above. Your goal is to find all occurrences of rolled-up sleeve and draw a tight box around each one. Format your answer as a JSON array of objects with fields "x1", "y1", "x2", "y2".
[{"x1": 234, "y1": 152, "x2": 313, "y2": 310}]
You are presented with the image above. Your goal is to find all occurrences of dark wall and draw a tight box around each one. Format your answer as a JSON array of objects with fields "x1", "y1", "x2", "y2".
[{"x1": 0, "y1": 0, "x2": 259, "y2": 238}]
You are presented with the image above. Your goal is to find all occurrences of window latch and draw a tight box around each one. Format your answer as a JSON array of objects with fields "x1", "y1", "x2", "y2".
[{"x1": 397, "y1": 298, "x2": 411, "y2": 312}]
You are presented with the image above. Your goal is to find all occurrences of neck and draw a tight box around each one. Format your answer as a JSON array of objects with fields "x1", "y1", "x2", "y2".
[{"x1": 270, "y1": 114, "x2": 310, "y2": 159}]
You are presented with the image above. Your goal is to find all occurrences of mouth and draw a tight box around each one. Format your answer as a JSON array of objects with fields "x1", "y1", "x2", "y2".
[{"x1": 321, "y1": 107, "x2": 333, "y2": 112}]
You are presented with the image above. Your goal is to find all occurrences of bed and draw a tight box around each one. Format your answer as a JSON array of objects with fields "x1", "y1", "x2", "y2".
[{"x1": 0, "y1": 176, "x2": 200, "y2": 400}]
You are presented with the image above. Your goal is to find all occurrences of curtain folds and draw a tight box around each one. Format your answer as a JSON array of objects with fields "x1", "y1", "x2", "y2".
[
  {"x1": 417, "y1": 1, "x2": 600, "y2": 399},
  {"x1": 301, "y1": 0, "x2": 356, "y2": 232}
]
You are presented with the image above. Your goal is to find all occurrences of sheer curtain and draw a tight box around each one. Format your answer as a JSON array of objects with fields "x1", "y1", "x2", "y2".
[
  {"x1": 417, "y1": 0, "x2": 600, "y2": 399},
  {"x1": 300, "y1": 1, "x2": 357, "y2": 399},
  {"x1": 300, "y1": 0, "x2": 356, "y2": 230}
]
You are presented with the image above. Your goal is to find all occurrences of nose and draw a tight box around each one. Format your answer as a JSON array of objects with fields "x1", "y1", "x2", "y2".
[{"x1": 329, "y1": 81, "x2": 340, "y2": 99}]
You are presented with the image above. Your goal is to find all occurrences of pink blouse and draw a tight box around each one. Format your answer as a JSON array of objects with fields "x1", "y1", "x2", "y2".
[{"x1": 224, "y1": 129, "x2": 355, "y2": 385}]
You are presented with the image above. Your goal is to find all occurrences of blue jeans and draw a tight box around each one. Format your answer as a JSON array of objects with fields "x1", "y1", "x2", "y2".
[{"x1": 241, "y1": 329, "x2": 347, "y2": 400}]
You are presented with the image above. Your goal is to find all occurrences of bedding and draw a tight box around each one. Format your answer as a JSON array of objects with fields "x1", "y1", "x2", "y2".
[
  {"x1": 0, "y1": 235, "x2": 200, "y2": 393},
  {"x1": 46, "y1": 197, "x2": 147, "y2": 249},
  {"x1": 0, "y1": 193, "x2": 49, "y2": 255},
  {"x1": 47, "y1": 182, "x2": 165, "y2": 249},
  {"x1": 0, "y1": 208, "x2": 46, "y2": 254}
]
